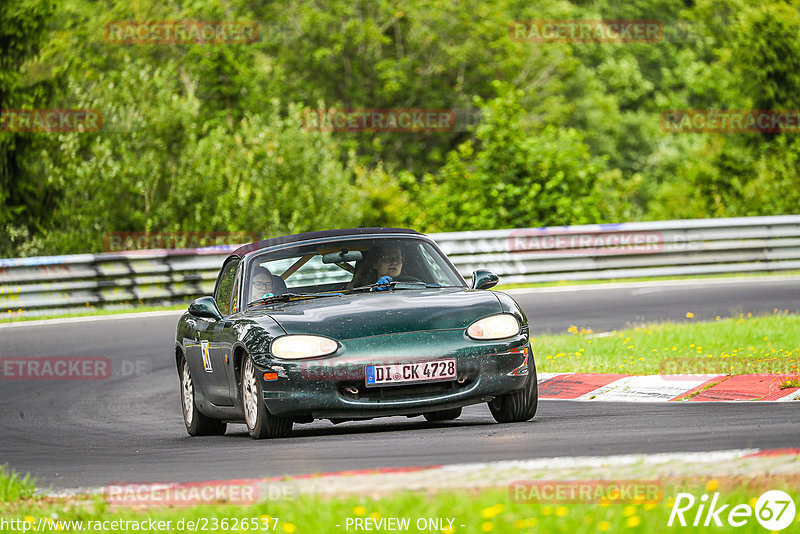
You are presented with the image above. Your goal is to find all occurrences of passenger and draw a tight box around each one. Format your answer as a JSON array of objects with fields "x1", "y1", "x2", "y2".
[{"x1": 251, "y1": 266, "x2": 277, "y2": 301}]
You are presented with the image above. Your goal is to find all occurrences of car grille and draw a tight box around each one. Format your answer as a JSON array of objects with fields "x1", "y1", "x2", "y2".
[{"x1": 338, "y1": 378, "x2": 475, "y2": 401}]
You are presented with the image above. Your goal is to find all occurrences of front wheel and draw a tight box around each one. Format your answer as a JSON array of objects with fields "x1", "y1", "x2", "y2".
[
  {"x1": 242, "y1": 356, "x2": 293, "y2": 439},
  {"x1": 488, "y1": 361, "x2": 538, "y2": 424},
  {"x1": 180, "y1": 357, "x2": 227, "y2": 436}
]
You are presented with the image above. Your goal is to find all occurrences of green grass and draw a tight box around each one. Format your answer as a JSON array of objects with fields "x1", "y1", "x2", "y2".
[
  {"x1": 0, "y1": 466, "x2": 36, "y2": 503},
  {"x1": 534, "y1": 312, "x2": 800, "y2": 375},
  {"x1": 0, "y1": 304, "x2": 186, "y2": 324},
  {"x1": 1, "y1": 471, "x2": 798, "y2": 533},
  {"x1": 781, "y1": 379, "x2": 800, "y2": 389},
  {"x1": 495, "y1": 269, "x2": 800, "y2": 291}
]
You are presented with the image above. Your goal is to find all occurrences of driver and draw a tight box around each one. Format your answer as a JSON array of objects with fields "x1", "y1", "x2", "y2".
[
  {"x1": 374, "y1": 246, "x2": 403, "y2": 284},
  {"x1": 349, "y1": 245, "x2": 407, "y2": 290},
  {"x1": 250, "y1": 266, "x2": 276, "y2": 301}
]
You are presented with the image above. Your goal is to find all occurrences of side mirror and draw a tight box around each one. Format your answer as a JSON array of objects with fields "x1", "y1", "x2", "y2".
[
  {"x1": 471, "y1": 269, "x2": 499, "y2": 290},
  {"x1": 188, "y1": 296, "x2": 223, "y2": 320}
]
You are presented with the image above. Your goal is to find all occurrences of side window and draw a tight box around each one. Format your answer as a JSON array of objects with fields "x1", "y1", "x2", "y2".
[
  {"x1": 215, "y1": 258, "x2": 240, "y2": 316},
  {"x1": 229, "y1": 267, "x2": 242, "y2": 314}
]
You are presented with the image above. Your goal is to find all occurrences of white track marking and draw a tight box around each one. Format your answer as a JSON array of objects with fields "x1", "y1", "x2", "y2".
[
  {"x1": 574, "y1": 374, "x2": 724, "y2": 402},
  {"x1": 774, "y1": 389, "x2": 800, "y2": 401}
]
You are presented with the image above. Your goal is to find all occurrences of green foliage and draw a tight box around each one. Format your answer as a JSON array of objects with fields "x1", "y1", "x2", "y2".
[
  {"x1": 2, "y1": 0, "x2": 800, "y2": 257},
  {"x1": 0, "y1": 465, "x2": 36, "y2": 502},
  {"x1": 36, "y1": 62, "x2": 363, "y2": 253},
  {"x1": 646, "y1": 0, "x2": 800, "y2": 220},
  {"x1": 729, "y1": 1, "x2": 800, "y2": 111},
  {"x1": 263, "y1": 0, "x2": 572, "y2": 173},
  {"x1": 414, "y1": 84, "x2": 607, "y2": 231},
  {"x1": 169, "y1": 107, "x2": 363, "y2": 237},
  {"x1": 0, "y1": 0, "x2": 59, "y2": 256}
]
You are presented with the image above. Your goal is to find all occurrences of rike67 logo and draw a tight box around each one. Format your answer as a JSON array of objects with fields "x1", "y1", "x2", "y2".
[{"x1": 668, "y1": 490, "x2": 796, "y2": 530}]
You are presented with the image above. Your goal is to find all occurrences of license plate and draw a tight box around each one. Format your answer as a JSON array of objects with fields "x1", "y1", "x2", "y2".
[{"x1": 365, "y1": 359, "x2": 456, "y2": 387}]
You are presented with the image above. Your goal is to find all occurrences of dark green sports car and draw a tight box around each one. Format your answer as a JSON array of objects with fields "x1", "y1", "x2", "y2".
[{"x1": 175, "y1": 227, "x2": 537, "y2": 439}]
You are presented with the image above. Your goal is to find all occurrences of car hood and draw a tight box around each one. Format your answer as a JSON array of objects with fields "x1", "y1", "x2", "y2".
[{"x1": 251, "y1": 288, "x2": 502, "y2": 340}]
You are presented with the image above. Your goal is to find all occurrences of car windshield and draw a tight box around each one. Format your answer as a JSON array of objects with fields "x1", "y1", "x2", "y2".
[{"x1": 246, "y1": 237, "x2": 465, "y2": 304}]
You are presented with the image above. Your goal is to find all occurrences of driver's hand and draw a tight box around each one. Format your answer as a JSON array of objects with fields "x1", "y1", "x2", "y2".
[{"x1": 371, "y1": 276, "x2": 393, "y2": 291}]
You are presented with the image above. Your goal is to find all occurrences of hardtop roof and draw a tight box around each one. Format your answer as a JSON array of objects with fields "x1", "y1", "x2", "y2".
[{"x1": 231, "y1": 227, "x2": 423, "y2": 257}]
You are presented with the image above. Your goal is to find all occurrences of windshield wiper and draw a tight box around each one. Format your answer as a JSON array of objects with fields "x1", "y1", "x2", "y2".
[
  {"x1": 247, "y1": 292, "x2": 343, "y2": 307},
  {"x1": 350, "y1": 281, "x2": 443, "y2": 292}
]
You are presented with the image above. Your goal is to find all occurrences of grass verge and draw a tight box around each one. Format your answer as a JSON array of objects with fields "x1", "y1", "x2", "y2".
[
  {"x1": 534, "y1": 312, "x2": 800, "y2": 375},
  {"x1": 0, "y1": 466, "x2": 36, "y2": 503},
  {"x1": 1, "y1": 469, "x2": 798, "y2": 533}
]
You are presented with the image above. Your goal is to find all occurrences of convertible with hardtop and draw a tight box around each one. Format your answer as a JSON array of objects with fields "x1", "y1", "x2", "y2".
[{"x1": 175, "y1": 228, "x2": 537, "y2": 439}]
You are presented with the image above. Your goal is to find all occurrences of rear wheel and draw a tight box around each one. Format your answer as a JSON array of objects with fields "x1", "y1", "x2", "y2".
[
  {"x1": 242, "y1": 356, "x2": 293, "y2": 439},
  {"x1": 488, "y1": 361, "x2": 538, "y2": 424},
  {"x1": 423, "y1": 407, "x2": 463, "y2": 422},
  {"x1": 180, "y1": 357, "x2": 227, "y2": 436}
]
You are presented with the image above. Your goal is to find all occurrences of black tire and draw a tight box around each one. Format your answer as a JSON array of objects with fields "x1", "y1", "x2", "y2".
[
  {"x1": 423, "y1": 407, "x2": 463, "y2": 422},
  {"x1": 180, "y1": 357, "x2": 227, "y2": 436},
  {"x1": 488, "y1": 361, "x2": 538, "y2": 424},
  {"x1": 242, "y1": 356, "x2": 293, "y2": 439}
]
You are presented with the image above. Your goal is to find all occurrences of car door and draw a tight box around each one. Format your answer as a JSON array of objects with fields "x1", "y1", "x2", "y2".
[
  {"x1": 194, "y1": 257, "x2": 240, "y2": 407},
  {"x1": 214, "y1": 262, "x2": 244, "y2": 407}
]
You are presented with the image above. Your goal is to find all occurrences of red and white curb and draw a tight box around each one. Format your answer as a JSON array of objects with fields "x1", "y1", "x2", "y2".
[{"x1": 537, "y1": 373, "x2": 800, "y2": 402}]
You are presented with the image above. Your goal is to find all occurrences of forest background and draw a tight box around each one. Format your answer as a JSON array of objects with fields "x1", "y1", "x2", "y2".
[{"x1": 2, "y1": 0, "x2": 799, "y2": 257}]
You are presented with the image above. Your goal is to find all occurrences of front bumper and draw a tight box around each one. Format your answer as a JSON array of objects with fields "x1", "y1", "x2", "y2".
[{"x1": 252, "y1": 330, "x2": 531, "y2": 418}]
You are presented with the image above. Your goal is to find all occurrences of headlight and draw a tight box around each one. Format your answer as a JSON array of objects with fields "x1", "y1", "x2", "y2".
[
  {"x1": 271, "y1": 335, "x2": 339, "y2": 359},
  {"x1": 467, "y1": 314, "x2": 520, "y2": 340}
]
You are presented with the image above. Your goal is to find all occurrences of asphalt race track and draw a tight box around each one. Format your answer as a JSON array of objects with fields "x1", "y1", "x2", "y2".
[{"x1": 1, "y1": 277, "x2": 799, "y2": 490}]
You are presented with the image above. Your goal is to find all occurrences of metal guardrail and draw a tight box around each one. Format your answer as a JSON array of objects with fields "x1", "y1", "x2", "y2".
[{"x1": 2, "y1": 215, "x2": 800, "y2": 317}]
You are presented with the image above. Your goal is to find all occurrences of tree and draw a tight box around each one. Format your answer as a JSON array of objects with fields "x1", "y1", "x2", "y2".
[
  {"x1": 0, "y1": 0, "x2": 58, "y2": 256},
  {"x1": 414, "y1": 83, "x2": 611, "y2": 231}
]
